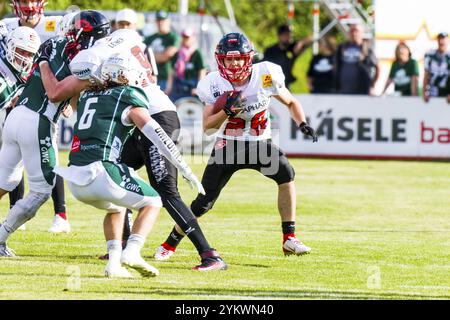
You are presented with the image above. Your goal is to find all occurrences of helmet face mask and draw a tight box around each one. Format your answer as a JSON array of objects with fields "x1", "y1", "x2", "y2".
[
  {"x1": 6, "y1": 26, "x2": 41, "y2": 78},
  {"x1": 215, "y1": 33, "x2": 254, "y2": 83},
  {"x1": 11, "y1": 0, "x2": 46, "y2": 23},
  {"x1": 66, "y1": 10, "x2": 111, "y2": 52}
]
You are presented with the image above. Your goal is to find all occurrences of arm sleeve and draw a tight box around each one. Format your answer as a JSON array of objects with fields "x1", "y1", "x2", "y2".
[{"x1": 140, "y1": 118, "x2": 191, "y2": 176}]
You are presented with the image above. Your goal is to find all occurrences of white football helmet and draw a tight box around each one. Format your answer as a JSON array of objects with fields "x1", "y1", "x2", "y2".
[
  {"x1": 6, "y1": 26, "x2": 41, "y2": 76},
  {"x1": 101, "y1": 52, "x2": 147, "y2": 87},
  {"x1": 57, "y1": 11, "x2": 78, "y2": 38}
]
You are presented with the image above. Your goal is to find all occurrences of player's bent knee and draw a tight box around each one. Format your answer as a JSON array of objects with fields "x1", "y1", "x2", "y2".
[
  {"x1": 16, "y1": 192, "x2": 50, "y2": 220},
  {"x1": 191, "y1": 196, "x2": 215, "y2": 218}
]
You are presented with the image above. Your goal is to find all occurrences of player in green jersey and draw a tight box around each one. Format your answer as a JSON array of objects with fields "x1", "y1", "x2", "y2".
[
  {"x1": 55, "y1": 52, "x2": 204, "y2": 278},
  {"x1": 0, "y1": 10, "x2": 110, "y2": 257}
]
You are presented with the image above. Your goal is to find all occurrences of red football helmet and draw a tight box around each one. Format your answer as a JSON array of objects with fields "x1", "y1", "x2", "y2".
[
  {"x1": 11, "y1": 0, "x2": 46, "y2": 22},
  {"x1": 215, "y1": 33, "x2": 254, "y2": 83}
]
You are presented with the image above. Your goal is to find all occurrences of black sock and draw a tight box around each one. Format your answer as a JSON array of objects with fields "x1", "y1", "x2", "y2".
[
  {"x1": 9, "y1": 177, "x2": 25, "y2": 209},
  {"x1": 52, "y1": 175, "x2": 66, "y2": 214},
  {"x1": 165, "y1": 227, "x2": 185, "y2": 248},
  {"x1": 122, "y1": 209, "x2": 133, "y2": 242},
  {"x1": 282, "y1": 221, "x2": 296, "y2": 235}
]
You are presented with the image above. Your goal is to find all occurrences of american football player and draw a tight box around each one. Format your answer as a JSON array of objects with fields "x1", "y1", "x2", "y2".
[
  {"x1": 61, "y1": 28, "x2": 227, "y2": 270},
  {"x1": 0, "y1": 1, "x2": 70, "y2": 233},
  {"x1": 0, "y1": 10, "x2": 110, "y2": 257},
  {"x1": 54, "y1": 52, "x2": 205, "y2": 278},
  {"x1": 156, "y1": 33, "x2": 318, "y2": 259}
]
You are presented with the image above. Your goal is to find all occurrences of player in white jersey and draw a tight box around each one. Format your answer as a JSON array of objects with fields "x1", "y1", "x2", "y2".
[
  {"x1": 65, "y1": 28, "x2": 227, "y2": 270},
  {"x1": 0, "y1": 1, "x2": 60, "y2": 43},
  {"x1": 0, "y1": 1, "x2": 69, "y2": 233},
  {"x1": 156, "y1": 33, "x2": 318, "y2": 259}
]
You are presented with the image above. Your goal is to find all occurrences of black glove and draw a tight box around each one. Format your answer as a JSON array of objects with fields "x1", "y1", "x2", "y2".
[
  {"x1": 299, "y1": 122, "x2": 318, "y2": 142},
  {"x1": 223, "y1": 91, "x2": 245, "y2": 117},
  {"x1": 35, "y1": 39, "x2": 55, "y2": 66}
]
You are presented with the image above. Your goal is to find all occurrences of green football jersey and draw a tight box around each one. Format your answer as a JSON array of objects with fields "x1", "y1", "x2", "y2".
[
  {"x1": 0, "y1": 55, "x2": 25, "y2": 110},
  {"x1": 17, "y1": 37, "x2": 73, "y2": 123},
  {"x1": 69, "y1": 85, "x2": 149, "y2": 166}
]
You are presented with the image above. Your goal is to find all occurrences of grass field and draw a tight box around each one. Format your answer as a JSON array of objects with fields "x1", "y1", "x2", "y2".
[{"x1": 0, "y1": 152, "x2": 449, "y2": 300}]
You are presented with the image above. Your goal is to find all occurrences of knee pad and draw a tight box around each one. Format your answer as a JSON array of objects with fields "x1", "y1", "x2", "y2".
[{"x1": 17, "y1": 192, "x2": 51, "y2": 220}]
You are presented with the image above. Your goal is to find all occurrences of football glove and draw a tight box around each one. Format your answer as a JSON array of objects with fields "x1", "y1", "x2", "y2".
[
  {"x1": 35, "y1": 39, "x2": 55, "y2": 66},
  {"x1": 299, "y1": 122, "x2": 318, "y2": 142},
  {"x1": 0, "y1": 22, "x2": 7, "y2": 42},
  {"x1": 182, "y1": 170, "x2": 206, "y2": 195},
  {"x1": 223, "y1": 91, "x2": 245, "y2": 117}
]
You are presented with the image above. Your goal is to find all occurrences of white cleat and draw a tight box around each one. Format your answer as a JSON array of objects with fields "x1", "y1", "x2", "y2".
[
  {"x1": 283, "y1": 236, "x2": 311, "y2": 256},
  {"x1": 104, "y1": 263, "x2": 133, "y2": 279},
  {"x1": 17, "y1": 223, "x2": 27, "y2": 231},
  {"x1": 121, "y1": 250, "x2": 159, "y2": 277},
  {"x1": 154, "y1": 245, "x2": 175, "y2": 261},
  {"x1": 0, "y1": 243, "x2": 16, "y2": 257},
  {"x1": 48, "y1": 215, "x2": 71, "y2": 233}
]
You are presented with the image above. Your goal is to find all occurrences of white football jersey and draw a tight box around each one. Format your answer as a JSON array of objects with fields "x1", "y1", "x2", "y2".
[
  {"x1": 0, "y1": 16, "x2": 61, "y2": 42},
  {"x1": 196, "y1": 61, "x2": 285, "y2": 141},
  {"x1": 70, "y1": 29, "x2": 175, "y2": 114}
]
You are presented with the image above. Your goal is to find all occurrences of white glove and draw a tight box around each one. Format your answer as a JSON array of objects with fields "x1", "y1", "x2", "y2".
[
  {"x1": 182, "y1": 170, "x2": 205, "y2": 195},
  {"x1": 0, "y1": 22, "x2": 8, "y2": 42},
  {"x1": 0, "y1": 22, "x2": 8, "y2": 45}
]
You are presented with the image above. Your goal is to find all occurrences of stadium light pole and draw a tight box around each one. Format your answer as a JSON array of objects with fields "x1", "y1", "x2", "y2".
[
  {"x1": 312, "y1": 0, "x2": 320, "y2": 55},
  {"x1": 179, "y1": 0, "x2": 189, "y2": 15}
]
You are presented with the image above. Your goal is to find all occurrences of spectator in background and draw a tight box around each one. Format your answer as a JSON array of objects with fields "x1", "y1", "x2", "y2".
[
  {"x1": 423, "y1": 32, "x2": 450, "y2": 102},
  {"x1": 307, "y1": 36, "x2": 336, "y2": 94},
  {"x1": 166, "y1": 28, "x2": 206, "y2": 103},
  {"x1": 115, "y1": 8, "x2": 137, "y2": 30},
  {"x1": 263, "y1": 24, "x2": 312, "y2": 90},
  {"x1": 144, "y1": 10, "x2": 179, "y2": 92},
  {"x1": 335, "y1": 23, "x2": 379, "y2": 95},
  {"x1": 381, "y1": 42, "x2": 419, "y2": 96}
]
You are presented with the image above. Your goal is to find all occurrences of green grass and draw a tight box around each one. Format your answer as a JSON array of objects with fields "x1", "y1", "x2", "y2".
[{"x1": 0, "y1": 152, "x2": 449, "y2": 300}]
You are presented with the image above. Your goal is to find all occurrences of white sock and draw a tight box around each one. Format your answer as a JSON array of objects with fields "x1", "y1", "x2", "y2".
[
  {"x1": 125, "y1": 234, "x2": 145, "y2": 255},
  {"x1": 107, "y1": 240, "x2": 122, "y2": 265}
]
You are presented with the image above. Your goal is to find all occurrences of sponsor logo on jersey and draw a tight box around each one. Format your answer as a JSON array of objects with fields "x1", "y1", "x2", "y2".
[
  {"x1": 262, "y1": 74, "x2": 273, "y2": 88},
  {"x1": 45, "y1": 20, "x2": 56, "y2": 32},
  {"x1": 211, "y1": 83, "x2": 221, "y2": 98},
  {"x1": 120, "y1": 175, "x2": 142, "y2": 193},
  {"x1": 40, "y1": 136, "x2": 52, "y2": 163},
  {"x1": 70, "y1": 135, "x2": 80, "y2": 153}
]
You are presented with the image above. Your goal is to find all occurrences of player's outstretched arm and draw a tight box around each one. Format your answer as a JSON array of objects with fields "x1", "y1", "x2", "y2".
[
  {"x1": 39, "y1": 61, "x2": 90, "y2": 103},
  {"x1": 275, "y1": 87, "x2": 318, "y2": 142},
  {"x1": 274, "y1": 86, "x2": 307, "y2": 126},
  {"x1": 128, "y1": 107, "x2": 205, "y2": 195}
]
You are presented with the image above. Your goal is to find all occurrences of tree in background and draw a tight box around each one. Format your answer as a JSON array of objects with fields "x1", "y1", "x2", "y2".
[{"x1": 0, "y1": 0, "x2": 371, "y2": 93}]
